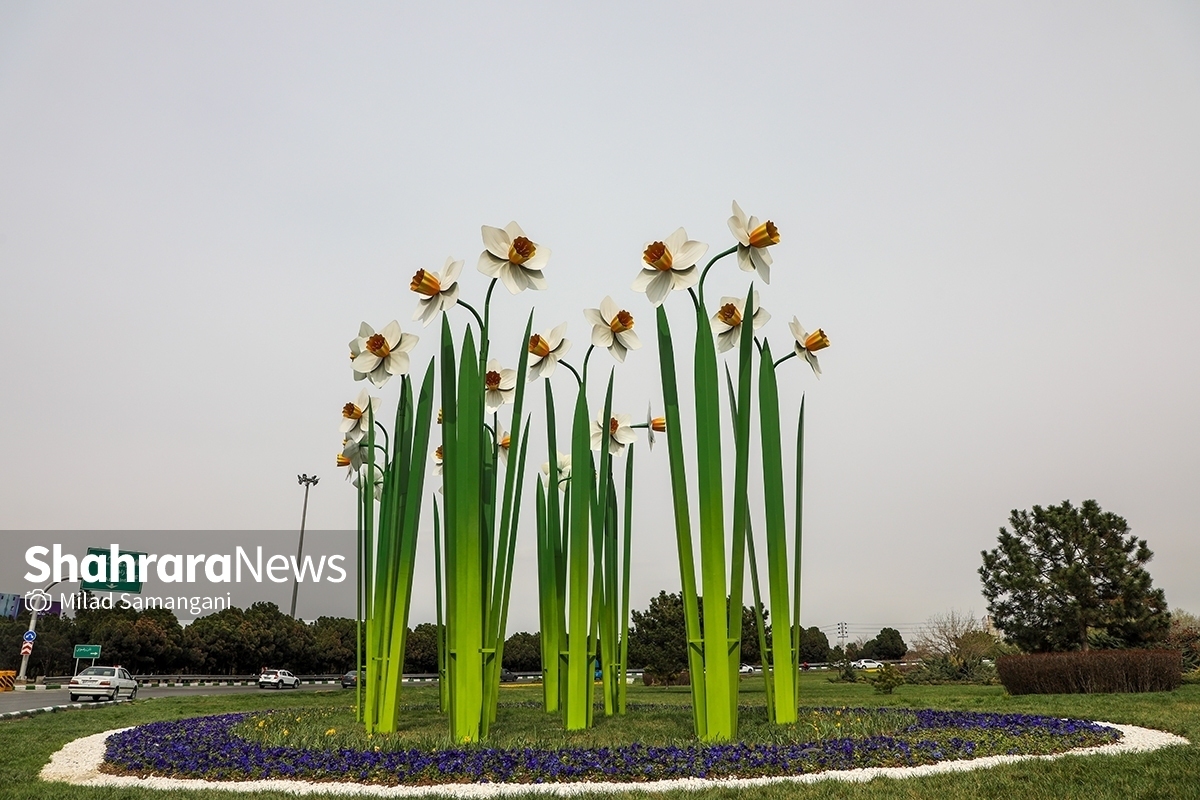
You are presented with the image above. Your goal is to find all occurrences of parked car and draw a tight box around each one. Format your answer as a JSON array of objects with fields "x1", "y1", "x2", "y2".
[
  {"x1": 341, "y1": 670, "x2": 359, "y2": 689},
  {"x1": 851, "y1": 659, "x2": 884, "y2": 671},
  {"x1": 69, "y1": 666, "x2": 138, "y2": 702},
  {"x1": 739, "y1": 664, "x2": 756, "y2": 674},
  {"x1": 499, "y1": 669, "x2": 518, "y2": 683},
  {"x1": 259, "y1": 669, "x2": 300, "y2": 689}
]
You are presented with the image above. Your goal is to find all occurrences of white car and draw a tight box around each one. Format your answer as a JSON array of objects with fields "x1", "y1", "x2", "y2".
[
  {"x1": 739, "y1": 664, "x2": 757, "y2": 674},
  {"x1": 259, "y1": 669, "x2": 301, "y2": 689},
  {"x1": 69, "y1": 666, "x2": 138, "y2": 702},
  {"x1": 851, "y1": 659, "x2": 884, "y2": 671}
]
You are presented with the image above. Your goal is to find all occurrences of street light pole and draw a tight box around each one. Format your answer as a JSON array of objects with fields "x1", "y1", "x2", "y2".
[{"x1": 290, "y1": 473, "x2": 319, "y2": 618}]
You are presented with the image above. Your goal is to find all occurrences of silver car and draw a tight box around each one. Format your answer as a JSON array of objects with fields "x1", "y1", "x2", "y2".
[
  {"x1": 69, "y1": 666, "x2": 139, "y2": 702},
  {"x1": 258, "y1": 669, "x2": 301, "y2": 689}
]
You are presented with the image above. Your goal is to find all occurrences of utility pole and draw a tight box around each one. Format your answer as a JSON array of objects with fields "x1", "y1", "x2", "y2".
[
  {"x1": 837, "y1": 621, "x2": 848, "y2": 655},
  {"x1": 290, "y1": 474, "x2": 319, "y2": 618}
]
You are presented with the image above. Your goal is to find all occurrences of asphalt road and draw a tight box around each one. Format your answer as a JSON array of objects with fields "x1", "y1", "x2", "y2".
[{"x1": 0, "y1": 682, "x2": 347, "y2": 716}]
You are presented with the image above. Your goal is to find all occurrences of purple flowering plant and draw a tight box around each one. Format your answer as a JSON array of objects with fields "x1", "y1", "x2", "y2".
[{"x1": 102, "y1": 706, "x2": 1120, "y2": 785}]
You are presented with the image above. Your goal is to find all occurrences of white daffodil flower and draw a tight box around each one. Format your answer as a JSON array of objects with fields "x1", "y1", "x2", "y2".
[
  {"x1": 495, "y1": 427, "x2": 512, "y2": 463},
  {"x1": 645, "y1": 404, "x2": 667, "y2": 450},
  {"x1": 351, "y1": 465, "x2": 384, "y2": 500},
  {"x1": 484, "y1": 359, "x2": 517, "y2": 410},
  {"x1": 527, "y1": 322, "x2": 571, "y2": 381},
  {"x1": 338, "y1": 389, "x2": 379, "y2": 442},
  {"x1": 410, "y1": 257, "x2": 463, "y2": 327},
  {"x1": 584, "y1": 296, "x2": 641, "y2": 363},
  {"x1": 591, "y1": 412, "x2": 637, "y2": 457},
  {"x1": 350, "y1": 321, "x2": 419, "y2": 388},
  {"x1": 432, "y1": 445, "x2": 444, "y2": 475},
  {"x1": 631, "y1": 228, "x2": 708, "y2": 306},
  {"x1": 789, "y1": 316, "x2": 830, "y2": 378},
  {"x1": 711, "y1": 291, "x2": 771, "y2": 353},
  {"x1": 339, "y1": 437, "x2": 371, "y2": 473},
  {"x1": 728, "y1": 201, "x2": 779, "y2": 284},
  {"x1": 540, "y1": 452, "x2": 572, "y2": 491},
  {"x1": 478, "y1": 221, "x2": 550, "y2": 294}
]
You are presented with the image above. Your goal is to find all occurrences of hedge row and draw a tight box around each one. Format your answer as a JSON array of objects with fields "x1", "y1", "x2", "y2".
[{"x1": 997, "y1": 649, "x2": 1181, "y2": 695}]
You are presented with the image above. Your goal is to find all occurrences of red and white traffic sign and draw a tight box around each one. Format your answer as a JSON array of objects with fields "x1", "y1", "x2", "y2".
[{"x1": 20, "y1": 641, "x2": 33, "y2": 656}]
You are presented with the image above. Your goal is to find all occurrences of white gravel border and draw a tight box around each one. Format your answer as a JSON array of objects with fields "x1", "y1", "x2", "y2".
[{"x1": 39, "y1": 721, "x2": 1188, "y2": 797}]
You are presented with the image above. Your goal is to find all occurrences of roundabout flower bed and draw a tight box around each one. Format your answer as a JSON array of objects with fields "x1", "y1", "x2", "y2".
[{"x1": 100, "y1": 707, "x2": 1121, "y2": 786}]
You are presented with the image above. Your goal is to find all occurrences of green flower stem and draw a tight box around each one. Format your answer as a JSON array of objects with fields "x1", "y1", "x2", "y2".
[
  {"x1": 482, "y1": 278, "x2": 499, "y2": 335},
  {"x1": 373, "y1": 422, "x2": 390, "y2": 461},
  {"x1": 773, "y1": 350, "x2": 798, "y2": 369},
  {"x1": 433, "y1": 499, "x2": 447, "y2": 713},
  {"x1": 580, "y1": 344, "x2": 596, "y2": 390},
  {"x1": 558, "y1": 359, "x2": 584, "y2": 388},
  {"x1": 697, "y1": 245, "x2": 738, "y2": 306},
  {"x1": 456, "y1": 301, "x2": 486, "y2": 337}
]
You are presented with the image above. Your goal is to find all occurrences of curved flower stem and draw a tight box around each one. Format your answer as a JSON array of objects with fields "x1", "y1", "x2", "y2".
[
  {"x1": 754, "y1": 336, "x2": 765, "y2": 357},
  {"x1": 698, "y1": 245, "x2": 738, "y2": 307},
  {"x1": 456, "y1": 301, "x2": 486, "y2": 336},
  {"x1": 558, "y1": 359, "x2": 584, "y2": 389},
  {"x1": 482, "y1": 278, "x2": 499, "y2": 335},
  {"x1": 580, "y1": 345, "x2": 596, "y2": 391},
  {"x1": 773, "y1": 350, "x2": 798, "y2": 370},
  {"x1": 373, "y1": 421, "x2": 390, "y2": 458},
  {"x1": 687, "y1": 288, "x2": 701, "y2": 315}
]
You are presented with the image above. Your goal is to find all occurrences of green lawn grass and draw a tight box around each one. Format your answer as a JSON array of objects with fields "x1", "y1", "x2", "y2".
[{"x1": 2, "y1": 675, "x2": 1199, "y2": 800}]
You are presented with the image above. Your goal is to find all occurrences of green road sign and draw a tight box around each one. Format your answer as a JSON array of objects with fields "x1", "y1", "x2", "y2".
[
  {"x1": 74, "y1": 644, "x2": 101, "y2": 659},
  {"x1": 80, "y1": 547, "x2": 144, "y2": 593}
]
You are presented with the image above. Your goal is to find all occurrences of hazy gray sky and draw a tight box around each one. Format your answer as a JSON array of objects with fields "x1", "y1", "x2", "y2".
[{"x1": 2, "y1": 2, "x2": 1198, "y2": 644}]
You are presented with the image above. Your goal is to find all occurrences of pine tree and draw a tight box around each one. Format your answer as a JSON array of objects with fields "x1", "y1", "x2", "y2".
[{"x1": 979, "y1": 499, "x2": 1169, "y2": 652}]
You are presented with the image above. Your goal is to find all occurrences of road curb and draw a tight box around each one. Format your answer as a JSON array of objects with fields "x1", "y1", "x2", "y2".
[{"x1": 0, "y1": 698, "x2": 131, "y2": 722}]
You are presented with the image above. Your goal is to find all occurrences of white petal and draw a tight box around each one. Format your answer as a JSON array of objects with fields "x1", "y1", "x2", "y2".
[
  {"x1": 358, "y1": 322, "x2": 375, "y2": 338},
  {"x1": 616, "y1": 328, "x2": 641, "y2": 350},
  {"x1": 646, "y1": 270, "x2": 674, "y2": 306},
  {"x1": 487, "y1": 358, "x2": 502, "y2": 372},
  {"x1": 673, "y1": 239, "x2": 709, "y2": 270},
  {"x1": 352, "y1": 352, "x2": 381, "y2": 373},
  {"x1": 716, "y1": 329, "x2": 737, "y2": 353},
  {"x1": 753, "y1": 307, "x2": 771, "y2": 330},
  {"x1": 524, "y1": 267, "x2": 548, "y2": 291},
  {"x1": 485, "y1": 389, "x2": 503, "y2": 410},
  {"x1": 670, "y1": 266, "x2": 699, "y2": 290},
  {"x1": 368, "y1": 368, "x2": 391, "y2": 388},
  {"x1": 413, "y1": 298, "x2": 431, "y2": 323},
  {"x1": 499, "y1": 369, "x2": 517, "y2": 390},
  {"x1": 478, "y1": 251, "x2": 504, "y2": 277},
  {"x1": 583, "y1": 308, "x2": 606, "y2": 327},
  {"x1": 443, "y1": 257, "x2": 464, "y2": 282},
  {"x1": 751, "y1": 248, "x2": 772, "y2": 283},
  {"x1": 396, "y1": 332, "x2": 420, "y2": 353},
  {"x1": 599, "y1": 296, "x2": 619, "y2": 321},
  {"x1": 789, "y1": 316, "x2": 808, "y2": 343},
  {"x1": 499, "y1": 264, "x2": 524, "y2": 294},
  {"x1": 442, "y1": 283, "x2": 460, "y2": 308},
  {"x1": 547, "y1": 321, "x2": 569, "y2": 347},
  {"x1": 385, "y1": 350, "x2": 410, "y2": 375},
  {"x1": 353, "y1": 388, "x2": 371, "y2": 408},
  {"x1": 339, "y1": 418, "x2": 355, "y2": 434},
  {"x1": 592, "y1": 326, "x2": 615, "y2": 348},
  {"x1": 380, "y1": 320, "x2": 403, "y2": 347},
  {"x1": 615, "y1": 428, "x2": 638, "y2": 445},
  {"x1": 631, "y1": 269, "x2": 657, "y2": 293},
  {"x1": 609, "y1": 338, "x2": 627, "y2": 362},
  {"x1": 482, "y1": 225, "x2": 511, "y2": 259},
  {"x1": 731, "y1": 200, "x2": 747, "y2": 225},
  {"x1": 804, "y1": 349, "x2": 822, "y2": 378},
  {"x1": 664, "y1": 227, "x2": 687, "y2": 254},
  {"x1": 524, "y1": 246, "x2": 550, "y2": 271},
  {"x1": 737, "y1": 246, "x2": 754, "y2": 273},
  {"x1": 553, "y1": 337, "x2": 572, "y2": 358},
  {"x1": 503, "y1": 221, "x2": 526, "y2": 240}
]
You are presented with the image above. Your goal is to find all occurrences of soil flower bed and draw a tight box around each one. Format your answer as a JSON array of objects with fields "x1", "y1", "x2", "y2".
[{"x1": 100, "y1": 708, "x2": 1120, "y2": 786}]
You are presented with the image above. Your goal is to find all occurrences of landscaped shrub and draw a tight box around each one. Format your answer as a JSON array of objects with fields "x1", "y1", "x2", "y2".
[
  {"x1": 871, "y1": 664, "x2": 905, "y2": 694},
  {"x1": 904, "y1": 656, "x2": 998, "y2": 685},
  {"x1": 997, "y1": 649, "x2": 1181, "y2": 695}
]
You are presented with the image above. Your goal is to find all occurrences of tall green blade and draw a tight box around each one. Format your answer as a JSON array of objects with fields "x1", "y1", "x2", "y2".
[
  {"x1": 618, "y1": 443, "x2": 634, "y2": 715},
  {"x1": 792, "y1": 396, "x2": 805, "y2": 704},
  {"x1": 654, "y1": 304, "x2": 706, "y2": 738},
  {"x1": 759, "y1": 340, "x2": 796, "y2": 723},
  {"x1": 564, "y1": 382, "x2": 593, "y2": 730}
]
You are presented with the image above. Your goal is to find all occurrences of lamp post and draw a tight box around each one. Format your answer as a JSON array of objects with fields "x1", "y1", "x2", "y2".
[{"x1": 290, "y1": 474, "x2": 319, "y2": 618}]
